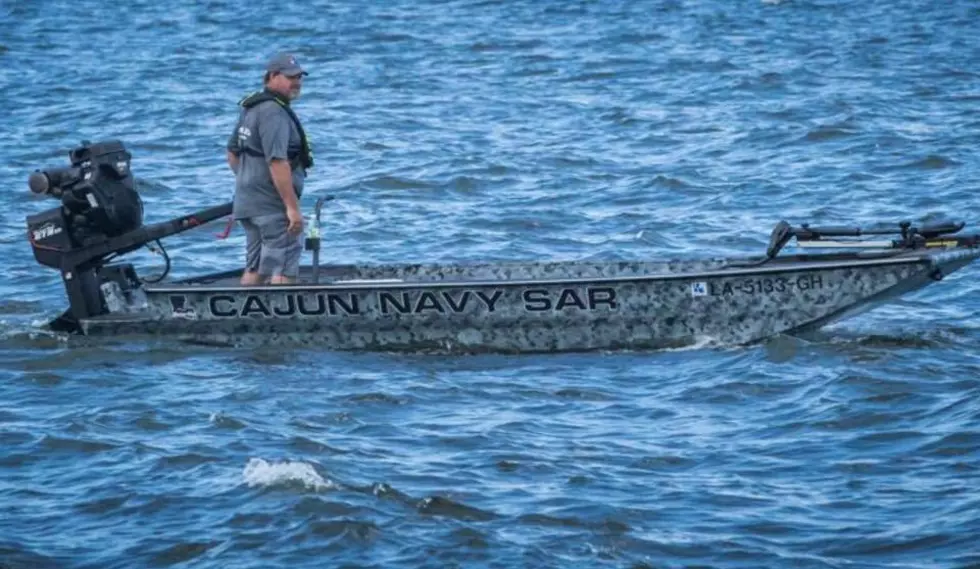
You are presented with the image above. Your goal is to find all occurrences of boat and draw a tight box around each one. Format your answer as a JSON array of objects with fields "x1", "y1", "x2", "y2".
[{"x1": 23, "y1": 140, "x2": 980, "y2": 353}]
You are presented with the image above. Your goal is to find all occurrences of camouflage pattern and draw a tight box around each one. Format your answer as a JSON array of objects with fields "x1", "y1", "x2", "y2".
[{"x1": 70, "y1": 246, "x2": 980, "y2": 353}]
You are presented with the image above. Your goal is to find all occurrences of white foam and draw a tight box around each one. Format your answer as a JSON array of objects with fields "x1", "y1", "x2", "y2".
[{"x1": 242, "y1": 458, "x2": 335, "y2": 491}]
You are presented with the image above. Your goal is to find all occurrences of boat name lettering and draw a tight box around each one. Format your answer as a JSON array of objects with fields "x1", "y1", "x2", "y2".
[
  {"x1": 205, "y1": 286, "x2": 619, "y2": 317},
  {"x1": 522, "y1": 287, "x2": 617, "y2": 312},
  {"x1": 378, "y1": 290, "x2": 503, "y2": 314},
  {"x1": 208, "y1": 293, "x2": 360, "y2": 318},
  {"x1": 710, "y1": 275, "x2": 825, "y2": 296}
]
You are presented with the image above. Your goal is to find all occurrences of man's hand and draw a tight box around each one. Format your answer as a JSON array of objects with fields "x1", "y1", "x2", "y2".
[
  {"x1": 269, "y1": 159, "x2": 303, "y2": 234},
  {"x1": 286, "y1": 205, "x2": 304, "y2": 235}
]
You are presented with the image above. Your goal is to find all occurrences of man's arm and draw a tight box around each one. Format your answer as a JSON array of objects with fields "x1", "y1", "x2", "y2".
[
  {"x1": 226, "y1": 150, "x2": 240, "y2": 173},
  {"x1": 268, "y1": 159, "x2": 300, "y2": 212},
  {"x1": 270, "y1": 160, "x2": 303, "y2": 234},
  {"x1": 259, "y1": 106, "x2": 303, "y2": 234},
  {"x1": 226, "y1": 111, "x2": 244, "y2": 174}
]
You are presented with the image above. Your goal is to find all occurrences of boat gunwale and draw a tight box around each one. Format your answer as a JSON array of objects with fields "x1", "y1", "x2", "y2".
[{"x1": 143, "y1": 252, "x2": 939, "y2": 294}]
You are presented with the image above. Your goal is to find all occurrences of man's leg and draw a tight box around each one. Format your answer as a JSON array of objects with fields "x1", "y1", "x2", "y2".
[
  {"x1": 240, "y1": 219, "x2": 266, "y2": 286},
  {"x1": 241, "y1": 270, "x2": 264, "y2": 286},
  {"x1": 255, "y1": 213, "x2": 303, "y2": 284}
]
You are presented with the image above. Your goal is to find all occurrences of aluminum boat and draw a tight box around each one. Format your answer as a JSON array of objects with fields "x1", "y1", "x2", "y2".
[{"x1": 24, "y1": 140, "x2": 980, "y2": 353}]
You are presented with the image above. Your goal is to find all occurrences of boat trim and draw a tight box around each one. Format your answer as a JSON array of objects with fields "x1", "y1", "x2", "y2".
[{"x1": 145, "y1": 252, "x2": 935, "y2": 293}]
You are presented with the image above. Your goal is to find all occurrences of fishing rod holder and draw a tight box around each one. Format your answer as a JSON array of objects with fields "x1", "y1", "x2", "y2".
[
  {"x1": 791, "y1": 220, "x2": 966, "y2": 242},
  {"x1": 304, "y1": 195, "x2": 335, "y2": 283},
  {"x1": 765, "y1": 219, "x2": 975, "y2": 260}
]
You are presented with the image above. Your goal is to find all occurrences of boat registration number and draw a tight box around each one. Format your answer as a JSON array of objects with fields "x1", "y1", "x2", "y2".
[{"x1": 692, "y1": 274, "x2": 826, "y2": 297}]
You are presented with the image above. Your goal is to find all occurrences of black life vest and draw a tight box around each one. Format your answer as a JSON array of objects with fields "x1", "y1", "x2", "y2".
[{"x1": 238, "y1": 89, "x2": 314, "y2": 170}]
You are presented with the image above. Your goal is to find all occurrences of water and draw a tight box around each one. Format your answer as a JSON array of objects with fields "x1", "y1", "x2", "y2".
[{"x1": 2, "y1": 1, "x2": 980, "y2": 567}]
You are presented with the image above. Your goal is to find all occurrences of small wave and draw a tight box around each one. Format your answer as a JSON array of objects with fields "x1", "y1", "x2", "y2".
[
  {"x1": 209, "y1": 412, "x2": 247, "y2": 430},
  {"x1": 226, "y1": 511, "x2": 276, "y2": 529},
  {"x1": 553, "y1": 388, "x2": 612, "y2": 401},
  {"x1": 150, "y1": 541, "x2": 220, "y2": 567},
  {"x1": 22, "y1": 371, "x2": 65, "y2": 386},
  {"x1": 360, "y1": 141, "x2": 392, "y2": 151},
  {"x1": 74, "y1": 494, "x2": 131, "y2": 515},
  {"x1": 450, "y1": 527, "x2": 490, "y2": 549},
  {"x1": 287, "y1": 435, "x2": 347, "y2": 455},
  {"x1": 417, "y1": 496, "x2": 498, "y2": 522},
  {"x1": 600, "y1": 107, "x2": 640, "y2": 126},
  {"x1": 822, "y1": 533, "x2": 954, "y2": 558},
  {"x1": 134, "y1": 177, "x2": 180, "y2": 193},
  {"x1": 367, "y1": 481, "x2": 414, "y2": 503},
  {"x1": 630, "y1": 454, "x2": 697, "y2": 471},
  {"x1": 735, "y1": 71, "x2": 787, "y2": 91},
  {"x1": 306, "y1": 519, "x2": 381, "y2": 542},
  {"x1": 804, "y1": 126, "x2": 858, "y2": 142},
  {"x1": 444, "y1": 175, "x2": 482, "y2": 193},
  {"x1": 0, "y1": 452, "x2": 40, "y2": 468},
  {"x1": 915, "y1": 432, "x2": 979, "y2": 458},
  {"x1": 0, "y1": 299, "x2": 44, "y2": 314},
  {"x1": 132, "y1": 411, "x2": 171, "y2": 432},
  {"x1": 559, "y1": 70, "x2": 621, "y2": 83},
  {"x1": 850, "y1": 429, "x2": 929, "y2": 446},
  {"x1": 0, "y1": 328, "x2": 66, "y2": 350},
  {"x1": 649, "y1": 175, "x2": 690, "y2": 190},
  {"x1": 822, "y1": 331, "x2": 950, "y2": 350},
  {"x1": 759, "y1": 71, "x2": 784, "y2": 84},
  {"x1": 369, "y1": 32, "x2": 418, "y2": 43},
  {"x1": 39, "y1": 434, "x2": 118, "y2": 454},
  {"x1": 903, "y1": 155, "x2": 958, "y2": 169},
  {"x1": 469, "y1": 39, "x2": 543, "y2": 53},
  {"x1": 657, "y1": 335, "x2": 723, "y2": 353},
  {"x1": 292, "y1": 497, "x2": 365, "y2": 518},
  {"x1": 518, "y1": 512, "x2": 631, "y2": 534},
  {"x1": 345, "y1": 392, "x2": 405, "y2": 405},
  {"x1": 0, "y1": 541, "x2": 66, "y2": 569},
  {"x1": 156, "y1": 453, "x2": 221, "y2": 469},
  {"x1": 360, "y1": 175, "x2": 435, "y2": 191},
  {"x1": 243, "y1": 458, "x2": 335, "y2": 492}
]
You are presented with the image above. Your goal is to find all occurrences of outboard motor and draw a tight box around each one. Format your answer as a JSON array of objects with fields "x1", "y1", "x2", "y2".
[
  {"x1": 27, "y1": 140, "x2": 143, "y2": 263},
  {"x1": 25, "y1": 140, "x2": 232, "y2": 333}
]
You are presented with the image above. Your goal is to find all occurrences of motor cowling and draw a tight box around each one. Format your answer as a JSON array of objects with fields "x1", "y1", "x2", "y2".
[{"x1": 27, "y1": 140, "x2": 144, "y2": 256}]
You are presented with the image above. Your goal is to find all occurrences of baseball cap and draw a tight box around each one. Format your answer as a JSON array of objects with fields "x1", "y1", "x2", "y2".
[{"x1": 266, "y1": 52, "x2": 308, "y2": 77}]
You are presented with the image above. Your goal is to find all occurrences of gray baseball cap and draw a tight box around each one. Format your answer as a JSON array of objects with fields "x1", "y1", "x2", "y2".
[{"x1": 266, "y1": 52, "x2": 308, "y2": 77}]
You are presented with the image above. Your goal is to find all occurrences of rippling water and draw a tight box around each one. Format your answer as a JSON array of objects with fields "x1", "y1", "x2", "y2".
[{"x1": 2, "y1": 1, "x2": 979, "y2": 567}]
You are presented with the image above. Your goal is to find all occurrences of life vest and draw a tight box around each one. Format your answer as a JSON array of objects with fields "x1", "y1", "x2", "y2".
[{"x1": 238, "y1": 89, "x2": 314, "y2": 170}]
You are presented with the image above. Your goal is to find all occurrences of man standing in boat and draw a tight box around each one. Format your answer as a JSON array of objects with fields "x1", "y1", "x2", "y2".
[{"x1": 226, "y1": 52, "x2": 314, "y2": 286}]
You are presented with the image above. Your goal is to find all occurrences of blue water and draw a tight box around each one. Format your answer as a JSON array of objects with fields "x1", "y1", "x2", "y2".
[{"x1": 2, "y1": 1, "x2": 980, "y2": 567}]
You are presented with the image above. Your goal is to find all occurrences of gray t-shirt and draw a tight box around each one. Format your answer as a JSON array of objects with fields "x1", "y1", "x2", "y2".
[{"x1": 227, "y1": 99, "x2": 306, "y2": 219}]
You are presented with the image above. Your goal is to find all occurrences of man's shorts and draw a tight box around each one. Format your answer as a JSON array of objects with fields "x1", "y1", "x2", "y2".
[{"x1": 240, "y1": 213, "x2": 303, "y2": 278}]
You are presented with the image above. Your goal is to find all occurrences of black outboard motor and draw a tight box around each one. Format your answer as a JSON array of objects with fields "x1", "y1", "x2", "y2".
[
  {"x1": 27, "y1": 140, "x2": 143, "y2": 263},
  {"x1": 25, "y1": 140, "x2": 232, "y2": 333}
]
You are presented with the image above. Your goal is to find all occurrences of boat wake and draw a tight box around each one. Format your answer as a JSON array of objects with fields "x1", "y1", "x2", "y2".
[
  {"x1": 0, "y1": 319, "x2": 67, "y2": 351},
  {"x1": 786, "y1": 322, "x2": 980, "y2": 352}
]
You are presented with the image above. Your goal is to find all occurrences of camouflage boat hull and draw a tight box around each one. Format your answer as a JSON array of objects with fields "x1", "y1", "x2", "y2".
[
  {"x1": 23, "y1": 140, "x2": 980, "y2": 353},
  {"x1": 74, "y1": 247, "x2": 979, "y2": 353}
]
